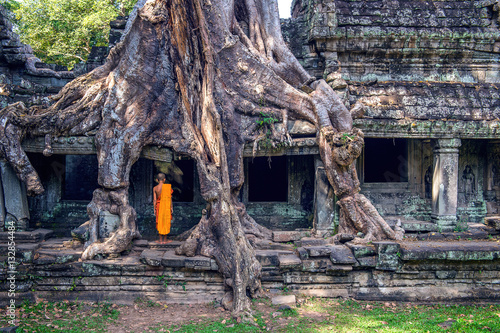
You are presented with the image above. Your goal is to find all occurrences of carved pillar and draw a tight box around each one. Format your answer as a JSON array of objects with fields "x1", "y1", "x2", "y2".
[
  {"x1": 431, "y1": 138, "x2": 461, "y2": 231},
  {"x1": 313, "y1": 158, "x2": 336, "y2": 236},
  {"x1": 0, "y1": 160, "x2": 30, "y2": 230}
]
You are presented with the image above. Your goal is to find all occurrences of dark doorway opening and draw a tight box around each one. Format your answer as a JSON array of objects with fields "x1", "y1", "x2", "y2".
[
  {"x1": 63, "y1": 155, "x2": 99, "y2": 200},
  {"x1": 364, "y1": 138, "x2": 408, "y2": 182},
  {"x1": 154, "y1": 159, "x2": 195, "y2": 202},
  {"x1": 248, "y1": 156, "x2": 288, "y2": 202}
]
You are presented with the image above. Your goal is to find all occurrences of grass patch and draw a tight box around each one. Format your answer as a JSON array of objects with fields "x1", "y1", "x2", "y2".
[
  {"x1": 3, "y1": 298, "x2": 499, "y2": 332},
  {"x1": 1, "y1": 300, "x2": 120, "y2": 332},
  {"x1": 150, "y1": 299, "x2": 500, "y2": 333}
]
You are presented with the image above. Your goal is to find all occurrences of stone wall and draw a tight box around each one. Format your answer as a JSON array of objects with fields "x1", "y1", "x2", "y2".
[
  {"x1": 2, "y1": 235, "x2": 500, "y2": 306},
  {"x1": 288, "y1": 0, "x2": 500, "y2": 83}
]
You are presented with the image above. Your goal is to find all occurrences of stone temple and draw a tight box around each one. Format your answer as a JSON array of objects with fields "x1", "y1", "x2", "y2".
[{"x1": 1, "y1": 1, "x2": 500, "y2": 304}]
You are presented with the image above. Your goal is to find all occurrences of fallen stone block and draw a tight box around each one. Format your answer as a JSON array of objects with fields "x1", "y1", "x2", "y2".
[{"x1": 271, "y1": 295, "x2": 296, "y2": 306}]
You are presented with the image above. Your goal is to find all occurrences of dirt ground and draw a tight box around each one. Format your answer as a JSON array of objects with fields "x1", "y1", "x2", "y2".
[
  {"x1": 107, "y1": 299, "x2": 320, "y2": 332},
  {"x1": 110, "y1": 303, "x2": 232, "y2": 332}
]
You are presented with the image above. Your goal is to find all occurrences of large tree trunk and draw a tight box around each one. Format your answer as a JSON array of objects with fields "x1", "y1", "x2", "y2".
[{"x1": 0, "y1": 0, "x2": 402, "y2": 316}]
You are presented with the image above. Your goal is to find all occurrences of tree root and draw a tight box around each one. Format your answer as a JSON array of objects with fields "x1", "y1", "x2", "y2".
[
  {"x1": 81, "y1": 187, "x2": 140, "y2": 260},
  {"x1": 336, "y1": 193, "x2": 404, "y2": 244}
]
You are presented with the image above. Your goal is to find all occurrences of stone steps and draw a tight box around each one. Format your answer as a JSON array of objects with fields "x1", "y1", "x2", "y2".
[{"x1": 0, "y1": 228, "x2": 53, "y2": 243}]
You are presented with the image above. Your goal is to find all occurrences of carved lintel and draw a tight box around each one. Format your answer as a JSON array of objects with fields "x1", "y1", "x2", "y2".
[{"x1": 22, "y1": 136, "x2": 173, "y2": 162}]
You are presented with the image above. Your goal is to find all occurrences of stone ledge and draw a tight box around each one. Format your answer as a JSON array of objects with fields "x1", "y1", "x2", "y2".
[{"x1": 400, "y1": 241, "x2": 500, "y2": 261}]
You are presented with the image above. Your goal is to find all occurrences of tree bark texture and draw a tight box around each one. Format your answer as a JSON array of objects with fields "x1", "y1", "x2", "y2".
[{"x1": 0, "y1": 0, "x2": 403, "y2": 316}]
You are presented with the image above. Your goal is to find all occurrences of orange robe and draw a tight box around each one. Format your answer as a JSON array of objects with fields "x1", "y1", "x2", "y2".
[{"x1": 155, "y1": 184, "x2": 173, "y2": 235}]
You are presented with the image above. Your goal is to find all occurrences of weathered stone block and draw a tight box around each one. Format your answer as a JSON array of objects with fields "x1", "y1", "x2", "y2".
[
  {"x1": 133, "y1": 239, "x2": 149, "y2": 247},
  {"x1": 272, "y1": 231, "x2": 303, "y2": 243},
  {"x1": 374, "y1": 241, "x2": 400, "y2": 255},
  {"x1": 485, "y1": 216, "x2": 500, "y2": 231},
  {"x1": 71, "y1": 221, "x2": 89, "y2": 242},
  {"x1": 374, "y1": 241, "x2": 401, "y2": 271},
  {"x1": 296, "y1": 247, "x2": 309, "y2": 260},
  {"x1": 348, "y1": 244, "x2": 376, "y2": 258},
  {"x1": 296, "y1": 238, "x2": 328, "y2": 247},
  {"x1": 436, "y1": 270, "x2": 457, "y2": 279},
  {"x1": 314, "y1": 167, "x2": 336, "y2": 232},
  {"x1": 356, "y1": 256, "x2": 377, "y2": 267},
  {"x1": 278, "y1": 253, "x2": 302, "y2": 269},
  {"x1": 254, "y1": 239, "x2": 294, "y2": 251},
  {"x1": 272, "y1": 295, "x2": 296, "y2": 306},
  {"x1": 184, "y1": 256, "x2": 213, "y2": 270},
  {"x1": 0, "y1": 160, "x2": 29, "y2": 230},
  {"x1": 402, "y1": 221, "x2": 439, "y2": 232},
  {"x1": 401, "y1": 241, "x2": 500, "y2": 261},
  {"x1": 305, "y1": 246, "x2": 334, "y2": 257},
  {"x1": 256, "y1": 250, "x2": 280, "y2": 267},
  {"x1": 140, "y1": 249, "x2": 164, "y2": 267},
  {"x1": 161, "y1": 251, "x2": 186, "y2": 267},
  {"x1": 330, "y1": 246, "x2": 357, "y2": 264},
  {"x1": 98, "y1": 211, "x2": 120, "y2": 239}
]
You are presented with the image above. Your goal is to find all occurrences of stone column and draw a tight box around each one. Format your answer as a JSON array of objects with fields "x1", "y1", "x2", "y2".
[
  {"x1": 0, "y1": 160, "x2": 30, "y2": 230},
  {"x1": 313, "y1": 158, "x2": 336, "y2": 236},
  {"x1": 431, "y1": 138, "x2": 461, "y2": 231}
]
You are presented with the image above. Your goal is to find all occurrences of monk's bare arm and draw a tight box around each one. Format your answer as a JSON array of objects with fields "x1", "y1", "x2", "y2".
[{"x1": 153, "y1": 189, "x2": 157, "y2": 215}]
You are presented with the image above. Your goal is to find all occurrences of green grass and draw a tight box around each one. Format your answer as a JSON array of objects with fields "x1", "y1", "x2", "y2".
[
  {"x1": 1, "y1": 300, "x2": 120, "y2": 333},
  {"x1": 149, "y1": 299, "x2": 500, "y2": 333},
  {"x1": 3, "y1": 298, "x2": 500, "y2": 332}
]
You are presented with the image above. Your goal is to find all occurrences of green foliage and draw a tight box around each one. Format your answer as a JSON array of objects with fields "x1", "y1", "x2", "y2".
[
  {"x1": 340, "y1": 132, "x2": 355, "y2": 143},
  {"x1": 7, "y1": 0, "x2": 136, "y2": 69},
  {"x1": 156, "y1": 274, "x2": 173, "y2": 288},
  {"x1": 255, "y1": 112, "x2": 278, "y2": 129},
  {"x1": 1, "y1": 0, "x2": 20, "y2": 13}
]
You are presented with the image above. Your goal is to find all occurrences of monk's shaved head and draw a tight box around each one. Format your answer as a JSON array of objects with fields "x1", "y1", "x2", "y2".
[{"x1": 156, "y1": 173, "x2": 166, "y2": 181}]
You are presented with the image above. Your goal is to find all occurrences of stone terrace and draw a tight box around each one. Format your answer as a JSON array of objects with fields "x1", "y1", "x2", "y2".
[{"x1": 2, "y1": 224, "x2": 500, "y2": 306}]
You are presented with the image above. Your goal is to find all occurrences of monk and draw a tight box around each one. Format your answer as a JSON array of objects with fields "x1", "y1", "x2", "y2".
[{"x1": 153, "y1": 173, "x2": 173, "y2": 244}]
